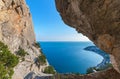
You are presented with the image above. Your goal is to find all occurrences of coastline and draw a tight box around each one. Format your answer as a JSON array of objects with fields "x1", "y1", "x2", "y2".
[{"x1": 84, "y1": 46, "x2": 111, "y2": 69}]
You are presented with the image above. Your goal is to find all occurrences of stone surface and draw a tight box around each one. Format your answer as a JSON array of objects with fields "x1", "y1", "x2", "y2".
[
  {"x1": 54, "y1": 68, "x2": 120, "y2": 79},
  {"x1": 31, "y1": 68, "x2": 120, "y2": 79},
  {"x1": 0, "y1": 0, "x2": 47, "y2": 79},
  {"x1": 55, "y1": 0, "x2": 120, "y2": 78}
]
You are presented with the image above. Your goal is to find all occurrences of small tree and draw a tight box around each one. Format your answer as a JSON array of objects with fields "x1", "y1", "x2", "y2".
[
  {"x1": 35, "y1": 54, "x2": 46, "y2": 67},
  {"x1": 17, "y1": 48, "x2": 28, "y2": 57},
  {"x1": 86, "y1": 67, "x2": 95, "y2": 74},
  {"x1": 43, "y1": 66, "x2": 56, "y2": 74}
]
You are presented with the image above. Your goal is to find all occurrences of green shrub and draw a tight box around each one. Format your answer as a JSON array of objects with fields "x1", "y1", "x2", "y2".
[
  {"x1": 8, "y1": 69, "x2": 14, "y2": 77},
  {"x1": 43, "y1": 66, "x2": 56, "y2": 74},
  {"x1": 17, "y1": 48, "x2": 28, "y2": 57},
  {"x1": 34, "y1": 42, "x2": 40, "y2": 48},
  {"x1": 35, "y1": 54, "x2": 46, "y2": 67},
  {"x1": 96, "y1": 63, "x2": 113, "y2": 71},
  {"x1": 0, "y1": 64, "x2": 7, "y2": 79},
  {"x1": 0, "y1": 41, "x2": 19, "y2": 79},
  {"x1": 87, "y1": 63, "x2": 113, "y2": 74},
  {"x1": 86, "y1": 67, "x2": 95, "y2": 74}
]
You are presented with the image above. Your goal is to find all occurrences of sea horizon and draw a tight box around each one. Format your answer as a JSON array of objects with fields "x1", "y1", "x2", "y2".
[
  {"x1": 38, "y1": 41, "x2": 92, "y2": 43},
  {"x1": 39, "y1": 41, "x2": 105, "y2": 74}
]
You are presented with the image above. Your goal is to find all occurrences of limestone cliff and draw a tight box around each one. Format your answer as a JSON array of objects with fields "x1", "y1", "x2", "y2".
[
  {"x1": 0, "y1": 0, "x2": 47, "y2": 79},
  {"x1": 55, "y1": 0, "x2": 120, "y2": 78}
]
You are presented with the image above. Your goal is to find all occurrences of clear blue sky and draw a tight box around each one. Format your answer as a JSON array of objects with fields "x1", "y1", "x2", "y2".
[{"x1": 26, "y1": 0, "x2": 90, "y2": 41}]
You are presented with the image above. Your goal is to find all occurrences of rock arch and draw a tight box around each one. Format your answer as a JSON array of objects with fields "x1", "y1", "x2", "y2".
[{"x1": 55, "y1": 0, "x2": 120, "y2": 78}]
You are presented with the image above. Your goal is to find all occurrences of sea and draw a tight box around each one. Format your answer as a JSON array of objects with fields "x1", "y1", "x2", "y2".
[{"x1": 39, "y1": 42, "x2": 104, "y2": 74}]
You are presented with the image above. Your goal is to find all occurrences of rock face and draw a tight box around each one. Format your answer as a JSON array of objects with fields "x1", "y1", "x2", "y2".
[
  {"x1": 0, "y1": 0, "x2": 45, "y2": 79},
  {"x1": 54, "y1": 68, "x2": 120, "y2": 79},
  {"x1": 55, "y1": 0, "x2": 120, "y2": 78}
]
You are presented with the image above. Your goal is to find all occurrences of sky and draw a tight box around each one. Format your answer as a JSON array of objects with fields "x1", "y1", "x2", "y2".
[{"x1": 26, "y1": 0, "x2": 90, "y2": 41}]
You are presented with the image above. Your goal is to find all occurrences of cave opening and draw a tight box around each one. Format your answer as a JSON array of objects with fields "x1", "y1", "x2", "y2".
[
  {"x1": 26, "y1": 0, "x2": 112, "y2": 75},
  {"x1": 39, "y1": 38, "x2": 112, "y2": 74}
]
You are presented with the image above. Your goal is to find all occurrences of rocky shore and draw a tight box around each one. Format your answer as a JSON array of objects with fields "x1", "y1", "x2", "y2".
[{"x1": 84, "y1": 46, "x2": 111, "y2": 70}]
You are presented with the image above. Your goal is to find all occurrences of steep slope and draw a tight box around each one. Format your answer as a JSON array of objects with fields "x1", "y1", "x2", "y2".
[
  {"x1": 0, "y1": 0, "x2": 47, "y2": 79},
  {"x1": 55, "y1": 0, "x2": 120, "y2": 78}
]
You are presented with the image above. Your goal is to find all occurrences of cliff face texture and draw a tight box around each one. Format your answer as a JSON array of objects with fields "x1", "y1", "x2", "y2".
[
  {"x1": 54, "y1": 68, "x2": 120, "y2": 79},
  {"x1": 55, "y1": 0, "x2": 120, "y2": 78},
  {"x1": 0, "y1": 0, "x2": 45, "y2": 79}
]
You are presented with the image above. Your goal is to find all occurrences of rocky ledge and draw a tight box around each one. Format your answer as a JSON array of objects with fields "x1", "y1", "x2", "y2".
[{"x1": 54, "y1": 68, "x2": 120, "y2": 79}]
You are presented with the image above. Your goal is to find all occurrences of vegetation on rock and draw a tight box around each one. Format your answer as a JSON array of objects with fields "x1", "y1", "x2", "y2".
[
  {"x1": 87, "y1": 63, "x2": 113, "y2": 74},
  {"x1": 34, "y1": 42, "x2": 40, "y2": 48},
  {"x1": 43, "y1": 66, "x2": 56, "y2": 74},
  {"x1": 87, "y1": 67, "x2": 96, "y2": 74},
  {"x1": 35, "y1": 54, "x2": 46, "y2": 67},
  {"x1": 17, "y1": 48, "x2": 28, "y2": 57},
  {"x1": 0, "y1": 41, "x2": 19, "y2": 79}
]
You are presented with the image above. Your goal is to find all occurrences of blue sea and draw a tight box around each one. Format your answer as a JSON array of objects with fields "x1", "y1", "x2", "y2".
[{"x1": 39, "y1": 42, "x2": 103, "y2": 74}]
